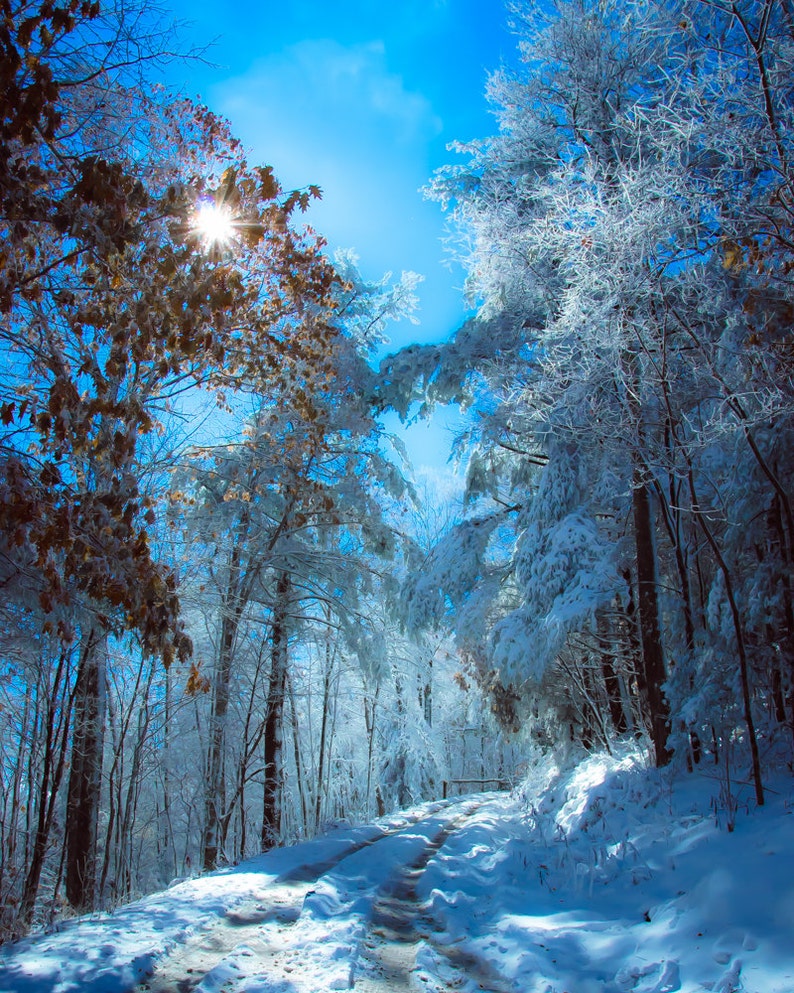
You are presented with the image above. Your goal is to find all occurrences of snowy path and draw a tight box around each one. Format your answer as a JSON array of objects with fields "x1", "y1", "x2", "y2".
[
  {"x1": 131, "y1": 879, "x2": 310, "y2": 992},
  {"x1": 132, "y1": 799, "x2": 487, "y2": 993},
  {"x1": 0, "y1": 797, "x2": 471, "y2": 993},
  {"x1": 3, "y1": 754, "x2": 794, "y2": 993}
]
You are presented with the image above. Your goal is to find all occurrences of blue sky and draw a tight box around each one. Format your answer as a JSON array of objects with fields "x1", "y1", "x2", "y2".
[{"x1": 162, "y1": 0, "x2": 518, "y2": 472}]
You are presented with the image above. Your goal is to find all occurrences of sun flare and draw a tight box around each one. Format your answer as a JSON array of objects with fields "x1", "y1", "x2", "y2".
[{"x1": 193, "y1": 201, "x2": 236, "y2": 249}]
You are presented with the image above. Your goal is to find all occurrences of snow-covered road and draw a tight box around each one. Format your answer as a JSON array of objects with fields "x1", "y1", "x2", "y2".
[
  {"x1": 2, "y1": 749, "x2": 793, "y2": 993},
  {"x1": 0, "y1": 796, "x2": 517, "y2": 993},
  {"x1": 135, "y1": 798, "x2": 488, "y2": 993}
]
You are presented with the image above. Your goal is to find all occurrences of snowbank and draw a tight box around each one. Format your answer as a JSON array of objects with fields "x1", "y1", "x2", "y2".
[{"x1": 416, "y1": 744, "x2": 794, "y2": 993}]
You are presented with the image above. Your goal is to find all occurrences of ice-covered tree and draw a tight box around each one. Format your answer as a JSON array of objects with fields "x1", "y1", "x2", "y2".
[
  {"x1": 169, "y1": 258, "x2": 419, "y2": 868},
  {"x1": 408, "y1": 0, "x2": 793, "y2": 791}
]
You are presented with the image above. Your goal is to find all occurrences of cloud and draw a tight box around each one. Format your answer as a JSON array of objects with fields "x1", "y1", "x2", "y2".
[
  {"x1": 215, "y1": 38, "x2": 442, "y2": 171},
  {"x1": 209, "y1": 37, "x2": 460, "y2": 346}
]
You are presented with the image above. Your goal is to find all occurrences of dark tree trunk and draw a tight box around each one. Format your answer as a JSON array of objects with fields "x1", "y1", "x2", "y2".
[
  {"x1": 423, "y1": 655, "x2": 433, "y2": 727},
  {"x1": 262, "y1": 571, "x2": 290, "y2": 850},
  {"x1": 772, "y1": 662, "x2": 787, "y2": 725},
  {"x1": 363, "y1": 691, "x2": 378, "y2": 820},
  {"x1": 596, "y1": 611, "x2": 628, "y2": 735},
  {"x1": 287, "y1": 672, "x2": 308, "y2": 835},
  {"x1": 160, "y1": 665, "x2": 177, "y2": 882},
  {"x1": 632, "y1": 480, "x2": 671, "y2": 767},
  {"x1": 64, "y1": 629, "x2": 106, "y2": 911},
  {"x1": 620, "y1": 567, "x2": 645, "y2": 734},
  {"x1": 601, "y1": 650, "x2": 628, "y2": 735},
  {"x1": 314, "y1": 651, "x2": 333, "y2": 833},
  {"x1": 770, "y1": 492, "x2": 794, "y2": 739},
  {"x1": 20, "y1": 647, "x2": 74, "y2": 923}
]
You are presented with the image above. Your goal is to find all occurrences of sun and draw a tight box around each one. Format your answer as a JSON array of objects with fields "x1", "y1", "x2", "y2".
[{"x1": 192, "y1": 200, "x2": 236, "y2": 250}]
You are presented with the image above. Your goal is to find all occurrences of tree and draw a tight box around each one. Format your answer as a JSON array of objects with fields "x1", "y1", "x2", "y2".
[
  {"x1": 170, "y1": 257, "x2": 419, "y2": 868},
  {"x1": 0, "y1": 0, "x2": 339, "y2": 915},
  {"x1": 407, "y1": 0, "x2": 793, "y2": 789}
]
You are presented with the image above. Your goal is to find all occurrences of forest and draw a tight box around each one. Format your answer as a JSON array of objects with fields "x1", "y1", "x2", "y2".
[{"x1": 0, "y1": 0, "x2": 791, "y2": 946}]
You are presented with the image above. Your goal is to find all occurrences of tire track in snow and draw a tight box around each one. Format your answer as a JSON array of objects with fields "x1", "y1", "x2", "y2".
[
  {"x1": 134, "y1": 801, "x2": 460, "y2": 993},
  {"x1": 352, "y1": 803, "x2": 482, "y2": 992},
  {"x1": 371, "y1": 803, "x2": 480, "y2": 941},
  {"x1": 353, "y1": 801, "x2": 519, "y2": 993}
]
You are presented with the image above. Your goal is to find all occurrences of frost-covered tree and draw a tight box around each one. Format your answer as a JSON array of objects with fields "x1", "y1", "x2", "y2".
[
  {"x1": 405, "y1": 0, "x2": 793, "y2": 793},
  {"x1": 169, "y1": 258, "x2": 419, "y2": 868},
  {"x1": 0, "y1": 0, "x2": 339, "y2": 922}
]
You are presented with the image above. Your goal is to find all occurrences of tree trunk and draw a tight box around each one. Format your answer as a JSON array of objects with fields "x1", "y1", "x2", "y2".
[
  {"x1": 618, "y1": 333, "x2": 671, "y2": 766},
  {"x1": 423, "y1": 654, "x2": 433, "y2": 727},
  {"x1": 202, "y1": 531, "x2": 247, "y2": 871},
  {"x1": 287, "y1": 672, "x2": 308, "y2": 836},
  {"x1": 262, "y1": 571, "x2": 291, "y2": 850},
  {"x1": 364, "y1": 692, "x2": 378, "y2": 820},
  {"x1": 202, "y1": 607, "x2": 237, "y2": 868},
  {"x1": 64, "y1": 628, "x2": 106, "y2": 911},
  {"x1": 770, "y1": 491, "x2": 794, "y2": 739},
  {"x1": 632, "y1": 480, "x2": 671, "y2": 766},
  {"x1": 601, "y1": 649, "x2": 628, "y2": 735},
  {"x1": 20, "y1": 646, "x2": 75, "y2": 923},
  {"x1": 313, "y1": 642, "x2": 335, "y2": 833},
  {"x1": 160, "y1": 665, "x2": 177, "y2": 882}
]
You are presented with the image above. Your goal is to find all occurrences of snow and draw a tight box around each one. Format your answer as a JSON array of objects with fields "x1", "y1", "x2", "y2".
[
  {"x1": 416, "y1": 748, "x2": 794, "y2": 993},
  {"x1": 2, "y1": 748, "x2": 792, "y2": 993}
]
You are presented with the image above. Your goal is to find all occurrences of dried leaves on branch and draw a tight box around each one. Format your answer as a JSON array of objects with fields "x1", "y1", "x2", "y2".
[{"x1": 0, "y1": 0, "x2": 339, "y2": 665}]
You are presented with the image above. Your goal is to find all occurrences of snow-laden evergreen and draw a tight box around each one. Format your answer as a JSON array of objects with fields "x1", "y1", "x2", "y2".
[{"x1": 408, "y1": 0, "x2": 793, "y2": 785}]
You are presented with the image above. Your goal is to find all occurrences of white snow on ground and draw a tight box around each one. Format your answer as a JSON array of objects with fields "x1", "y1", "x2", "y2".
[
  {"x1": 1, "y1": 747, "x2": 792, "y2": 993},
  {"x1": 0, "y1": 802, "x2": 448, "y2": 993},
  {"x1": 416, "y1": 747, "x2": 794, "y2": 993}
]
